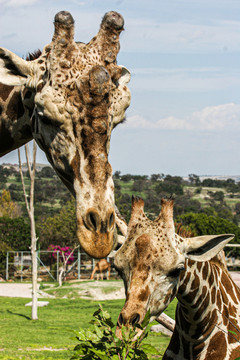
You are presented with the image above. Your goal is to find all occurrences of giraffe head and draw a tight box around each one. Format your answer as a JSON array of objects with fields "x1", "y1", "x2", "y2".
[
  {"x1": 115, "y1": 197, "x2": 234, "y2": 333},
  {"x1": 0, "y1": 11, "x2": 131, "y2": 258}
]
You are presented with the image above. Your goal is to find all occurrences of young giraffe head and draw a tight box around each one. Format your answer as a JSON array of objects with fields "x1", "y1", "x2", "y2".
[
  {"x1": 0, "y1": 11, "x2": 131, "y2": 258},
  {"x1": 114, "y1": 197, "x2": 233, "y2": 332}
]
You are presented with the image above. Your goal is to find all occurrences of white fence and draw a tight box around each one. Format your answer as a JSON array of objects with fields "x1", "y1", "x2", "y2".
[{"x1": 5, "y1": 250, "x2": 117, "y2": 282}]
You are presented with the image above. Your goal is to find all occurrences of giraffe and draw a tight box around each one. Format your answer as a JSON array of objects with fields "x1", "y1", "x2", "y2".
[
  {"x1": 114, "y1": 197, "x2": 240, "y2": 360},
  {"x1": 90, "y1": 258, "x2": 111, "y2": 280},
  {"x1": 0, "y1": 10, "x2": 131, "y2": 259}
]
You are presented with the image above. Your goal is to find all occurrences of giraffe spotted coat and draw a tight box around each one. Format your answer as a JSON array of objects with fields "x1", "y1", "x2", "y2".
[
  {"x1": 0, "y1": 11, "x2": 131, "y2": 259},
  {"x1": 115, "y1": 197, "x2": 240, "y2": 360}
]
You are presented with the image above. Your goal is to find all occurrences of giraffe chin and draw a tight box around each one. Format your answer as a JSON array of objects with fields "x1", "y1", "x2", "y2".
[{"x1": 77, "y1": 228, "x2": 114, "y2": 259}]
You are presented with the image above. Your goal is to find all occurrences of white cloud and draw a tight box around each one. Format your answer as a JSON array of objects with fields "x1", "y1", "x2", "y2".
[
  {"x1": 0, "y1": 0, "x2": 38, "y2": 6},
  {"x1": 125, "y1": 103, "x2": 240, "y2": 131}
]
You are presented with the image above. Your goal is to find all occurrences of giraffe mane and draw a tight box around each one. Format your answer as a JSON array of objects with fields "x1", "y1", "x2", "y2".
[
  {"x1": 25, "y1": 49, "x2": 42, "y2": 61},
  {"x1": 209, "y1": 249, "x2": 228, "y2": 270}
]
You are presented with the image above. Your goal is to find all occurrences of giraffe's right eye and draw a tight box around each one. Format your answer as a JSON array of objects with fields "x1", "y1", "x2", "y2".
[{"x1": 168, "y1": 265, "x2": 185, "y2": 278}]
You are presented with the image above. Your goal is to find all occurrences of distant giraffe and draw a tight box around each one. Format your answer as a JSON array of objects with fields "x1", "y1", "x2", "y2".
[
  {"x1": 0, "y1": 10, "x2": 131, "y2": 259},
  {"x1": 90, "y1": 259, "x2": 111, "y2": 280},
  {"x1": 115, "y1": 197, "x2": 240, "y2": 360}
]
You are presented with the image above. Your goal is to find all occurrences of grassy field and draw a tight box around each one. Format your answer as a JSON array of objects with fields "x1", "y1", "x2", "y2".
[{"x1": 0, "y1": 295, "x2": 177, "y2": 360}]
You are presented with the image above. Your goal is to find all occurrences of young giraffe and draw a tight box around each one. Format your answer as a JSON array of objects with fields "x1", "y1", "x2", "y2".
[
  {"x1": 0, "y1": 11, "x2": 131, "y2": 258},
  {"x1": 115, "y1": 197, "x2": 240, "y2": 360},
  {"x1": 90, "y1": 259, "x2": 111, "y2": 280}
]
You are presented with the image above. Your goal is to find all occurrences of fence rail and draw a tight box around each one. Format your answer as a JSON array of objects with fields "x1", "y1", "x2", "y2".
[{"x1": 4, "y1": 250, "x2": 117, "y2": 282}]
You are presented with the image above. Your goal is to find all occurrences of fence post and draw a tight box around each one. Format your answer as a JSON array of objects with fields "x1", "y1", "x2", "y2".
[
  {"x1": 6, "y1": 252, "x2": 9, "y2": 281},
  {"x1": 57, "y1": 251, "x2": 59, "y2": 282},
  {"x1": 78, "y1": 249, "x2": 81, "y2": 280},
  {"x1": 21, "y1": 251, "x2": 23, "y2": 282}
]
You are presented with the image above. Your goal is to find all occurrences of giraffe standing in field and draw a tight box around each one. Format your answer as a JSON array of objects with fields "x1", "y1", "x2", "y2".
[
  {"x1": 115, "y1": 197, "x2": 240, "y2": 360},
  {"x1": 0, "y1": 10, "x2": 131, "y2": 258},
  {"x1": 90, "y1": 259, "x2": 111, "y2": 280}
]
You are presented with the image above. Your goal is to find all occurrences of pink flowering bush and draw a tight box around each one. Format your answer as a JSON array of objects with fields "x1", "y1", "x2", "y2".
[{"x1": 47, "y1": 244, "x2": 75, "y2": 264}]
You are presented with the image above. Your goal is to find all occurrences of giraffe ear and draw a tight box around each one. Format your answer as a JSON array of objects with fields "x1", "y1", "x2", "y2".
[
  {"x1": 184, "y1": 234, "x2": 234, "y2": 262},
  {"x1": 0, "y1": 48, "x2": 34, "y2": 86}
]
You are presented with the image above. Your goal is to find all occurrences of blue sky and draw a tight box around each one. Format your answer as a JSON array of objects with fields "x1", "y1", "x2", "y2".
[{"x1": 0, "y1": 0, "x2": 240, "y2": 176}]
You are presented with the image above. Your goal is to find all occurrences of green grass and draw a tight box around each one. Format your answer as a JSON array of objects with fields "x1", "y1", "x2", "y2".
[{"x1": 0, "y1": 296, "x2": 177, "y2": 359}]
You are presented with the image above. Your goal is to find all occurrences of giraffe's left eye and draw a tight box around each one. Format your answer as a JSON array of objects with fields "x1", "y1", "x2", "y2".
[{"x1": 168, "y1": 265, "x2": 185, "y2": 278}]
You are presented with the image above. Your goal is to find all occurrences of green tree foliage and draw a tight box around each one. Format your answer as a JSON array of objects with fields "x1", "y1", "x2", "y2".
[
  {"x1": 0, "y1": 241, "x2": 12, "y2": 274},
  {"x1": 39, "y1": 166, "x2": 55, "y2": 178},
  {"x1": 174, "y1": 195, "x2": 202, "y2": 217},
  {"x1": 38, "y1": 197, "x2": 77, "y2": 248},
  {"x1": 0, "y1": 189, "x2": 22, "y2": 218},
  {"x1": 155, "y1": 175, "x2": 184, "y2": 196},
  {"x1": 188, "y1": 174, "x2": 201, "y2": 186},
  {"x1": 177, "y1": 212, "x2": 240, "y2": 244},
  {"x1": 0, "y1": 216, "x2": 31, "y2": 250}
]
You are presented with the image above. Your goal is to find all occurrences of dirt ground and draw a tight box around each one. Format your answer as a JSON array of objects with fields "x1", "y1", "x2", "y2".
[{"x1": 0, "y1": 280, "x2": 125, "y2": 300}]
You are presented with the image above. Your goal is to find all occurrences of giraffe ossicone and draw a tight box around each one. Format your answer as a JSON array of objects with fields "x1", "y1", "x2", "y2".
[
  {"x1": 0, "y1": 10, "x2": 131, "y2": 258},
  {"x1": 115, "y1": 197, "x2": 240, "y2": 359}
]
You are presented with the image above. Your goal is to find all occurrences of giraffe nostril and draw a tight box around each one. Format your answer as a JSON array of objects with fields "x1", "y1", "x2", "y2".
[
  {"x1": 130, "y1": 313, "x2": 140, "y2": 326},
  {"x1": 108, "y1": 211, "x2": 115, "y2": 230},
  {"x1": 85, "y1": 211, "x2": 100, "y2": 232},
  {"x1": 118, "y1": 313, "x2": 123, "y2": 326}
]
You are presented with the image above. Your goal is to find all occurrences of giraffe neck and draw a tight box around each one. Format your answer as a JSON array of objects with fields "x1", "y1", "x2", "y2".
[
  {"x1": 0, "y1": 83, "x2": 34, "y2": 156},
  {"x1": 164, "y1": 257, "x2": 240, "y2": 360}
]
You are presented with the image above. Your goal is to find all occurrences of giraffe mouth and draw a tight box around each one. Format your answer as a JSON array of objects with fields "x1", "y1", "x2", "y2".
[{"x1": 76, "y1": 208, "x2": 115, "y2": 258}]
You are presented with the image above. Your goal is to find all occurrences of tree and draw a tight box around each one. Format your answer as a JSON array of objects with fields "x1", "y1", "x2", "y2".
[
  {"x1": 47, "y1": 244, "x2": 79, "y2": 286},
  {"x1": 38, "y1": 197, "x2": 78, "y2": 248},
  {"x1": 235, "y1": 202, "x2": 240, "y2": 215},
  {"x1": 155, "y1": 175, "x2": 184, "y2": 196},
  {"x1": 150, "y1": 173, "x2": 164, "y2": 182},
  {"x1": 188, "y1": 174, "x2": 201, "y2": 186},
  {"x1": 0, "y1": 189, "x2": 22, "y2": 218},
  {"x1": 176, "y1": 212, "x2": 240, "y2": 255},
  {"x1": 18, "y1": 141, "x2": 38, "y2": 320},
  {"x1": 113, "y1": 171, "x2": 121, "y2": 179},
  {"x1": 0, "y1": 217, "x2": 31, "y2": 250},
  {"x1": 121, "y1": 174, "x2": 132, "y2": 183},
  {"x1": 39, "y1": 166, "x2": 55, "y2": 178}
]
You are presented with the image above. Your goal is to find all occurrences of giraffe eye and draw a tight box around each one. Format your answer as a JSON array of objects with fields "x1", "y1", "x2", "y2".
[
  {"x1": 168, "y1": 265, "x2": 185, "y2": 278},
  {"x1": 40, "y1": 116, "x2": 51, "y2": 125}
]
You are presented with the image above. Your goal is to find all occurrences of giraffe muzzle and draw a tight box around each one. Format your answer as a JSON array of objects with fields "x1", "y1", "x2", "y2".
[{"x1": 77, "y1": 208, "x2": 115, "y2": 258}]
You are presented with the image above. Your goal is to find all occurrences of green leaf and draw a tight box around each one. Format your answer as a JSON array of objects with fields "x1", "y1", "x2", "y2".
[
  {"x1": 85, "y1": 329, "x2": 98, "y2": 341},
  {"x1": 111, "y1": 355, "x2": 120, "y2": 360},
  {"x1": 90, "y1": 348, "x2": 109, "y2": 360},
  {"x1": 141, "y1": 310, "x2": 151, "y2": 328},
  {"x1": 141, "y1": 343, "x2": 160, "y2": 354},
  {"x1": 94, "y1": 324, "x2": 104, "y2": 339},
  {"x1": 74, "y1": 328, "x2": 86, "y2": 341}
]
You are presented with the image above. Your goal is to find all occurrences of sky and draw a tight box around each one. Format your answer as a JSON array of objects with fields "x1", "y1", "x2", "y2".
[{"x1": 0, "y1": 0, "x2": 240, "y2": 176}]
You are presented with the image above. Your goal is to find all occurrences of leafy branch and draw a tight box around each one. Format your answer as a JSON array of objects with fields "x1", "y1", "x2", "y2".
[{"x1": 71, "y1": 305, "x2": 159, "y2": 360}]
